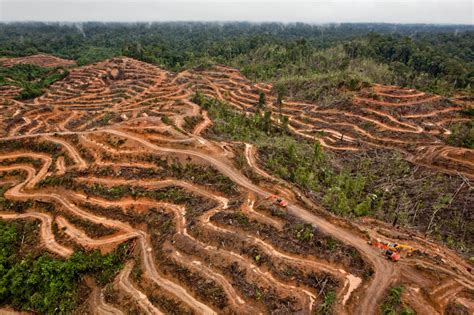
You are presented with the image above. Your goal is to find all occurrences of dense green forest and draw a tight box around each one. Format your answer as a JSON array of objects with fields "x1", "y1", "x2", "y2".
[{"x1": 1, "y1": 22, "x2": 473, "y2": 99}]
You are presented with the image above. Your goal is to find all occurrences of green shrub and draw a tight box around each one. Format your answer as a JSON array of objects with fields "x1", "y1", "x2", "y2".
[
  {"x1": 446, "y1": 121, "x2": 474, "y2": 149},
  {"x1": 381, "y1": 286, "x2": 415, "y2": 315},
  {"x1": 317, "y1": 290, "x2": 336, "y2": 314}
]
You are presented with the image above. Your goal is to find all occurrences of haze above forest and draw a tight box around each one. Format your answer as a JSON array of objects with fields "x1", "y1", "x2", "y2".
[{"x1": 1, "y1": 0, "x2": 473, "y2": 24}]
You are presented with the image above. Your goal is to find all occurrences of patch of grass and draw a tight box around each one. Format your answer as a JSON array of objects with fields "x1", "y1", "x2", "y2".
[
  {"x1": 317, "y1": 290, "x2": 336, "y2": 314},
  {"x1": 161, "y1": 115, "x2": 171, "y2": 125},
  {"x1": 381, "y1": 286, "x2": 415, "y2": 315}
]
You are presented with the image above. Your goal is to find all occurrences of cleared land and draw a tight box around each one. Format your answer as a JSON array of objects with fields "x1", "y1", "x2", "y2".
[
  {"x1": 0, "y1": 54, "x2": 76, "y2": 69},
  {"x1": 0, "y1": 56, "x2": 472, "y2": 314}
]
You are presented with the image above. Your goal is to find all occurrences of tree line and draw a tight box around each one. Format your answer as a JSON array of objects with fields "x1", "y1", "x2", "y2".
[{"x1": 0, "y1": 22, "x2": 472, "y2": 99}]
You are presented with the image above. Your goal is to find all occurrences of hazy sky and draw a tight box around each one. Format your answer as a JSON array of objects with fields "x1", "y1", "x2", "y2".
[{"x1": 1, "y1": 0, "x2": 473, "y2": 24}]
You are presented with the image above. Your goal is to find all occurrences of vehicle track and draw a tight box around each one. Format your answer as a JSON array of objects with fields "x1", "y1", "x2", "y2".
[
  {"x1": 0, "y1": 163, "x2": 220, "y2": 314},
  {"x1": 0, "y1": 212, "x2": 73, "y2": 257},
  {"x1": 102, "y1": 128, "x2": 395, "y2": 314},
  {"x1": 91, "y1": 286, "x2": 125, "y2": 315},
  {"x1": 116, "y1": 261, "x2": 163, "y2": 315}
]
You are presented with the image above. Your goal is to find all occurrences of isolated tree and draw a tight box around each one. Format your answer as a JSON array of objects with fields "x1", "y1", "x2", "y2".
[
  {"x1": 256, "y1": 91, "x2": 266, "y2": 109},
  {"x1": 273, "y1": 84, "x2": 286, "y2": 116},
  {"x1": 276, "y1": 92, "x2": 283, "y2": 112},
  {"x1": 287, "y1": 143, "x2": 298, "y2": 163},
  {"x1": 262, "y1": 111, "x2": 272, "y2": 133},
  {"x1": 281, "y1": 115, "x2": 289, "y2": 132},
  {"x1": 192, "y1": 91, "x2": 205, "y2": 106},
  {"x1": 312, "y1": 141, "x2": 324, "y2": 165},
  {"x1": 426, "y1": 194, "x2": 452, "y2": 234}
]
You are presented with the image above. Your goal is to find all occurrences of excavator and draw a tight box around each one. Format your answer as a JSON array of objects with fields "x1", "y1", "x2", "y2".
[
  {"x1": 368, "y1": 240, "x2": 401, "y2": 262},
  {"x1": 388, "y1": 243, "x2": 415, "y2": 254},
  {"x1": 368, "y1": 239, "x2": 416, "y2": 262},
  {"x1": 265, "y1": 195, "x2": 288, "y2": 207}
]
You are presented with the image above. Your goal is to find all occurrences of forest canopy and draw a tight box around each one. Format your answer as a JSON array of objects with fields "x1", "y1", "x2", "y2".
[{"x1": 0, "y1": 22, "x2": 472, "y2": 98}]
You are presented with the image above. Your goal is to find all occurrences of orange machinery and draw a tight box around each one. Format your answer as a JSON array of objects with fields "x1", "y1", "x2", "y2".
[
  {"x1": 368, "y1": 240, "x2": 401, "y2": 262},
  {"x1": 265, "y1": 195, "x2": 288, "y2": 207}
]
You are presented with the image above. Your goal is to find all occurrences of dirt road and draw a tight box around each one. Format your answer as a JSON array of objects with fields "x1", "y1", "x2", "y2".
[
  {"x1": 104, "y1": 128, "x2": 395, "y2": 314},
  {"x1": 1, "y1": 57, "x2": 472, "y2": 314}
]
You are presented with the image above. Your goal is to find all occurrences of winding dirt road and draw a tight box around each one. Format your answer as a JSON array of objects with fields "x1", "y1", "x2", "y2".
[{"x1": 1, "y1": 56, "x2": 472, "y2": 314}]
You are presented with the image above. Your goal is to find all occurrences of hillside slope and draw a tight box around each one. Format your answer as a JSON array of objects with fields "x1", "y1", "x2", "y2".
[{"x1": 0, "y1": 56, "x2": 472, "y2": 314}]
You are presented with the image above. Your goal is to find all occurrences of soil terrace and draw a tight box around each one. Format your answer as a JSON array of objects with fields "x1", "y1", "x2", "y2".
[
  {"x1": 0, "y1": 54, "x2": 76, "y2": 68},
  {"x1": 0, "y1": 56, "x2": 472, "y2": 314},
  {"x1": 181, "y1": 69, "x2": 473, "y2": 179}
]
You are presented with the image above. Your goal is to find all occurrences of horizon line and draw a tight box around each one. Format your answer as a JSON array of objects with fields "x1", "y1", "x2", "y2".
[{"x1": 1, "y1": 21, "x2": 473, "y2": 26}]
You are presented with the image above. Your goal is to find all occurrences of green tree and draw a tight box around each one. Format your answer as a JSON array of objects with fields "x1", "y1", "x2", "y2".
[
  {"x1": 262, "y1": 110, "x2": 272, "y2": 133},
  {"x1": 257, "y1": 91, "x2": 266, "y2": 109},
  {"x1": 312, "y1": 141, "x2": 324, "y2": 166},
  {"x1": 281, "y1": 115, "x2": 289, "y2": 132}
]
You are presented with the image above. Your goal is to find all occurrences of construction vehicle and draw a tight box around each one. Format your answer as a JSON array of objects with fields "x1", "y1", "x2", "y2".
[
  {"x1": 367, "y1": 240, "x2": 401, "y2": 262},
  {"x1": 384, "y1": 250, "x2": 401, "y2": 262},
  {"x1": 265, "y1": 195, "x2": 288, "y2": 207},
  {"x1": 388, "y1": 243, "x2": 415, "y2": 254}
]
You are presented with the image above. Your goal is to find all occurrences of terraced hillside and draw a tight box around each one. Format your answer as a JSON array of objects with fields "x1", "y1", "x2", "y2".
[
  {"x1": 0, "y1": 56, "x2": 473, "y2": 314},
  {"x1": 183, "y1": 67, "x2": 473, "y2": 178},
  {"x1": 0, "y1": 54, "x2": 76, "y2": 68}
]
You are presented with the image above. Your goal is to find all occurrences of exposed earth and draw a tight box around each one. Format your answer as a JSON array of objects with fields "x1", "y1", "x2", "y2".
[{"x1": 0, "y1": 55, "x2": 472, "y2": 314}]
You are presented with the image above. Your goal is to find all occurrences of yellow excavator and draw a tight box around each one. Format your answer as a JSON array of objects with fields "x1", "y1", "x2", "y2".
[
  {"x1": 368, "y1": 240, "x2": 416, "y2": 261},
  {"x1": 388, "y1": 243, "x2": 415, "y2": 254}
]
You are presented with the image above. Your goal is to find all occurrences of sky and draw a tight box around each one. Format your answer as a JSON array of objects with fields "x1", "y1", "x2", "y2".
[{"x1": 1, "y1": 0, "x2": 473, "y2": 24}]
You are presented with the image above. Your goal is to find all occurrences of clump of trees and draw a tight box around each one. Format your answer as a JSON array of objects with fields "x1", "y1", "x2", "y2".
[
  {"x1": 344, "y1": 32, "x2": 473, "y2": 94},
  {"x1": 0, "y1": 64, "x2": 68, "y2": 99},
  {"x1": 0, "y1": 220, "x2": 131, "y2": 313},
  {"x1": 199, "y1": 95, "x2": 280, "y2": 141}
]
